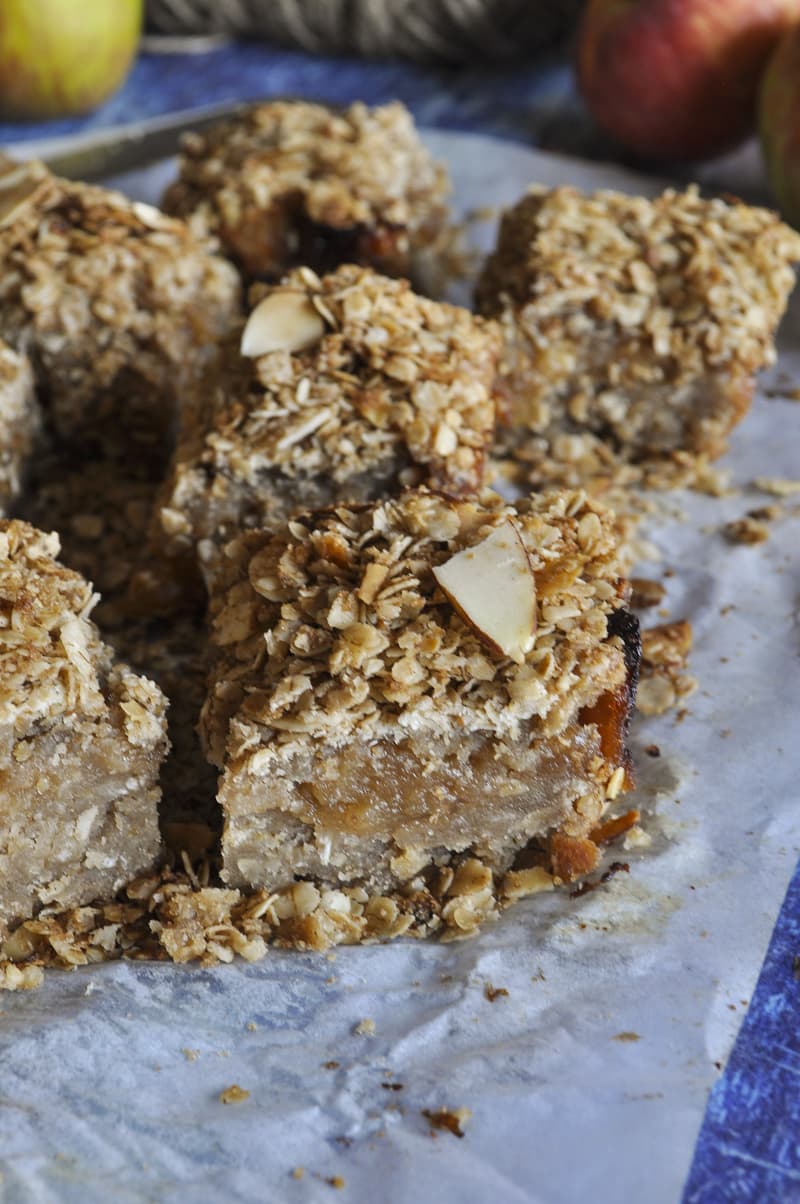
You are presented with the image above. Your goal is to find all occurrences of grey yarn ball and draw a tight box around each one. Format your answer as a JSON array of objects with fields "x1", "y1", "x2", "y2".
[{"x1": 146, "y1": 0, "x2": 583, "y2": 64}]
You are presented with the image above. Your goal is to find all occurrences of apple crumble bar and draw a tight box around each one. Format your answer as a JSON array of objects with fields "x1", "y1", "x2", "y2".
[
  {"x1": 200, "y1": 488, "x2": 639, "y2": 926},
  {"x1": 162, "y1": 100, "x2": 450, "y2": 281},
  {"x1": 148, "y1": 264, "x2": 500, "y2": 603},
  {"x1": 0, "y1": 341, "x2": 38, "y2": 512},
  {"x1": 476, "y1": 185, "x2": 800, "y2": 481},
  {"x1": 0, "y1": 520, "x2": 168, "y2": 940},
  {"x1": 0, "y1": 156, "x2": 241, "y2": 444}
]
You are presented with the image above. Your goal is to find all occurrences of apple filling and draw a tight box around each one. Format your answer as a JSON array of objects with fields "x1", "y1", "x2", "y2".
[{"x1": 220, "y1": 722, "x2": 610, "y2": 893}]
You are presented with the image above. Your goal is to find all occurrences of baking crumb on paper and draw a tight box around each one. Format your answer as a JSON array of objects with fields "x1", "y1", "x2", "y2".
[
  {"x1": 752, "y1": 476, "x2": 800, "y2": 496},
  {"x1": 422, "y1": 1107, "x2": 472, "y2": 1138},
  {"x1": 613, "y1": 1031, "x2": 641, "y2": 1042},
  {"x1": 723, "y1": 516, "x2": 770, "y2": 545},
  {"x1": 353, "y1": 1018, "x2": 376, "y2": 1037},
  {"x1": 219, "y1": 1084, "x2": 250, "y2": 1104},
  {"x1": 484, "y1": 984, "x2": 509, "y2": 1002}
]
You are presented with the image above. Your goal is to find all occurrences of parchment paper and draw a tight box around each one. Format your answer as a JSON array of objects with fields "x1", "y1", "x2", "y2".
[{"x1": 1, "y1": 132, "x2": 799, "y2": 1204}]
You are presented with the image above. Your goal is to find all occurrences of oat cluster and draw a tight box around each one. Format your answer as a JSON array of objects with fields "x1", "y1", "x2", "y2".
[
  {"x1": 478, "y1": 184, "x2": 800, "y2": 379},
  {"x1": 202, "y1": 488, "x2": 628, "y2": 769},
  {"x1": 0, "y1": 851, "x2": 562, "y2": 990}
]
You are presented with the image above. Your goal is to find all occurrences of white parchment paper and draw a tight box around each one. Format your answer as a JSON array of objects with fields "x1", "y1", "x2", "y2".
[{"x1": 1, "y1": 132, "x2": 799, "y2": 1204}]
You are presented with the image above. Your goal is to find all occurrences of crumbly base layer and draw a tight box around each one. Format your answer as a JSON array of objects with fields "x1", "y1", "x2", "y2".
[
  {"x1": 493, "y1": 320, "x2": 755, "y2": 463},
  {"x1": 220, "y1": 723, "x2": 613, "y2": 894},
  {"x1": 0, "y1": 802, "x2": 641, "y2": 987}
]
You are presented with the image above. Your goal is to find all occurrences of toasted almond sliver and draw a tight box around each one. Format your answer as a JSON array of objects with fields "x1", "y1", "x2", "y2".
[{"x1": 240, "y1": 291, "x2": 326, "y2": 357}]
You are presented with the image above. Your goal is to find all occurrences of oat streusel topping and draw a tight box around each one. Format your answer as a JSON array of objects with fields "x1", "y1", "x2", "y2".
[
  {"x1": 0, "y1": 520, "x2": 109, "y2": 731},
  {"x1": 201, "y1": 488, "x2": 628, "y2": 768},
  {"x1": 196, "y1": 265, "x2": 499, "y2": 494},
  {"x1": 164, "y1": 100, "x2": 449, "y2": 242},
  {"x1": 477, "y1": 185, "x2": 800, "y2": 383}
]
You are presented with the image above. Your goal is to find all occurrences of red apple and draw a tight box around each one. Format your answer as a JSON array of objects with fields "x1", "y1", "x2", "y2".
[
  {"x1": 577, "y1": 0, "x2": 800, "y2": 161},
  {"x1": 760, "y1": 25, "x2": 800, "y2": 228}
]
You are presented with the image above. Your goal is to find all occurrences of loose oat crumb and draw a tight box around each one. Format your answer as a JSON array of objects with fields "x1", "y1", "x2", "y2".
[
  {"x1": 328, "y1": 1176, "x2": 345, "y2": 1190},
  {"x1": 613, "y1": 1031, "x2": 641, "y2": 1042},
  {"x1": 182, "y1": 1048, "x2": 200, "y2": 1062},
  {"x1": 484, "y1": 984, "x2": 509, "y2": 1003},
  {"x1": 353, "y1": 1018, "x2": 376, "y2": 1038},
  {"x1": 623, "y1": 826, "x2": 653, "y2": 851},
  {"x1": 422, "y1": 1107, "x2": 472, "y2": 1138},
  {"x1": 292, "y1": 1167, "x2": 305, "y2": 1180},
  {"x1": 246, "y1": 1022, "x2": 258, "y2": 1032},
  {"x1": 323, "y1": 1060, "x2": 340, "y2": 1070},
  {"x1": 219, "y1": 1084, "x2": 250, "y2": 1104},
  {"x1": 753, "y1": 476, "x2": 800, "y2": 496},
  {"x1": 724, "y1": 516, "x2": 770, "y2": 545},
  {"x1": 630, "y1": 578, "x2": 666, "y2": 609}
]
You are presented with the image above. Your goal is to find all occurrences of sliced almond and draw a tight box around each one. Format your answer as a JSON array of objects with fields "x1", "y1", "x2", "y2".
[
  {"x1": 432, "y1": 519, "x2": 537, "y2": 663},
  {"x1": 240, "y1": 290, "x2": 326, "y2": 358}
]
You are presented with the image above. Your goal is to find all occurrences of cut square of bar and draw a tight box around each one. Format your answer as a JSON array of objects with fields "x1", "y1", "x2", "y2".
[
  {"x1": 0, "y1": 520, "x2": 168, "y2": 940},
  {"x1": 200, "y1": 489, "x2": 639, "y2": 941},
  {"x1": 162, "y1": 100, "x2": 450, "y2": 281},
  {"x1": 148, "y1": 264, "x2": 500, "y2": 606},
  {"x1": 0, "y1": 341, "x2": 39, "y2": 513},
  {"x1": 0, "y1": 156, "x2": 241, "y2": 446},
  {"x1": 475, "y1": 185, "x2": 800, "y2": 483}
]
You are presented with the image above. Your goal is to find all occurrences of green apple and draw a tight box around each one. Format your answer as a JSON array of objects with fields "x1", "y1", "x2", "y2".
[
  {"x1": 760, "y1": 25, "x2": 800, "y2": 228},
  {"x1": 0, "y1": 0, "x2": 142, "y2": 120}
]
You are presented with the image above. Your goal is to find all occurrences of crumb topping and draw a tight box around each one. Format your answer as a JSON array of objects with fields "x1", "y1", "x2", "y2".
[
  {"x1": 201, "y1": 488, "x2": 628, "y2": 767},
  {"x1": 196, "y1": 265, "x2": 500, "y2": 497},
  {"x1": 164, "y1": 100, "x2": 449, "y2": 237},
  {"x1": 477, "y1": 184, "x2": 800, "y2": 382}
]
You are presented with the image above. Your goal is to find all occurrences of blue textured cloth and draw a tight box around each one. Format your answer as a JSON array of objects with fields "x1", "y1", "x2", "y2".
[
  {"x1": 0, "y1": 40, "x2": 590, "y2": 152},
  {"x1": 682, "y1": 861, "x2": 800, "y2": 1202}
]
